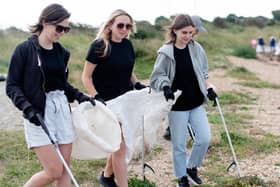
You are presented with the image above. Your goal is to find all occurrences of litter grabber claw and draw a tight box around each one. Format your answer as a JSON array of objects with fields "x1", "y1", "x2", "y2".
[
  {"x1": 141, "y1": 115, "x2": 155, "y2": 181},
  {"x1": 214, "y1": 98, "x2": 242, "y2": 178}
]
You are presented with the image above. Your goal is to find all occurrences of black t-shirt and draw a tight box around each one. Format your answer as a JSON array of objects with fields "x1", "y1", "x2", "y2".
[
  {"x1": 86, "y1": 39, "x2": 135, "y2": 101},
  {"x1": 39, "y1": 44, "x2": 67, "y2": 92},
  {"x1": 171, "y1": 45, "x2": 204, "y2": 111}
]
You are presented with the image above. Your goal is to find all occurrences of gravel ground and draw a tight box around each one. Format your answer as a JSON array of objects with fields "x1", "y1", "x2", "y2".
[
  {"x1": 129, "y1": 56, "x2": 280, "y2": 186},
  {"x1": 1, "y1": 56, "x2": 280, "y2": 186},
  {"x1": 0, "y1": 81, "x2": 23, "y2": 130}
]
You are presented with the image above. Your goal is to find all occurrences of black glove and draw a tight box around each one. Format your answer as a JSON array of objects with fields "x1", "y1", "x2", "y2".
[
  {"x1": 134, "y1": 82, "x2": 146, "y2": 90},
  {"x1": 207, "y1": 88, "x2": 218, "y2": 106},
  {"x1": 78, "y1": 94, "x2": 96, "y2": 106},
  {"x1": 23, "y1": 107, "x2": 41, "y2": 126},
  {"x1": 207, "y1": 88, "x2": 217, "y2": 100},
  {"x1": 163, "y1": 86, "x2": 175, "y2": 101},
  {"x1": 94, "y1": 93, "x2": 106, "y2": 105}
]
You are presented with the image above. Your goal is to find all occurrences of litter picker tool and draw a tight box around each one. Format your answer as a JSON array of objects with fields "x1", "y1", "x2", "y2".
[
  {"x1": 214, "y1": 98, "x2": 242, "y2": 178},
  {"x1": 36, "y1": 114, "x2": 80, "y2": 187},
  {"x1": 187, "y1": 123, "x2": 195, "y2": 142},
  {"x1": 141, "y1": 115, "x2": 155, "y2": 181}
]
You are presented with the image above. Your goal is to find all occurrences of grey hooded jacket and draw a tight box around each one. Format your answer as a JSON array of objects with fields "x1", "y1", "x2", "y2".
[{"x1": 150, "y1": 40, "x2": 209, "y2": 103}]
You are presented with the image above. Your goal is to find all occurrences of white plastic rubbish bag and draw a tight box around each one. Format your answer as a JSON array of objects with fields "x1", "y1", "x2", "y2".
[
  {"x1": 106, "y1": 87, "x2": 181, "y2": 161},
  {"x1": 71, "y1": 101, "x2": 121, "y2": 160}
]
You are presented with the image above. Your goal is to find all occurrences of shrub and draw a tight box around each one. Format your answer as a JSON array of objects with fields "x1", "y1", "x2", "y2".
[
  {"x1": 132, "y1": 21, "x2": 160, "y2": 40},
  {"x1": 222, "y1": 175, "x2": 275, "y2": 187},
  {"x1": 213, "y1": 17, "x2": 228, "y2": 28},
  {"x1": 232, "y1": 45, "x2": 256, "y2": 59},
  {"x1": 128, "y1": 177, "x2": 156, "y2": 187}
]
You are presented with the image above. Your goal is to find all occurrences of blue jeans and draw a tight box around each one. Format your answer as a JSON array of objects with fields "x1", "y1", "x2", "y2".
[{"x1": 168, "y1": 105, "x2": 210, "y2": 177}]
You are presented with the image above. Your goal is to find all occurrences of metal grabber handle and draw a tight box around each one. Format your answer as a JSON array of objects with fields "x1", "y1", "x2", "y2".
[
  {"x1": 141, "y1": 115, "x2": 155, "y2": 181},
  {"x1": 214, "y1": 98, "x2": 242, "y2": 178},
  {"x1": 36, "y1": 114, "x2": 80, "y2": 187}
]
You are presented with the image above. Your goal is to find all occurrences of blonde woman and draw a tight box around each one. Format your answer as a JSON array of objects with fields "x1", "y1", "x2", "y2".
[{"x1": 82, "y1": 9, "x2": 145, "y2": 187}]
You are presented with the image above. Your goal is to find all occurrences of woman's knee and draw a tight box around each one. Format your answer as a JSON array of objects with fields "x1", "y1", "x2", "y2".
[
  {"x1": 195, "y1": 136, "x2": 211, "y2": 146},
  {"x1": 45, "y1": 164, "x2": 64, "y2": 180},
  {"x1": 114, "y1": 140, "x2": 126, "y2": 157}
]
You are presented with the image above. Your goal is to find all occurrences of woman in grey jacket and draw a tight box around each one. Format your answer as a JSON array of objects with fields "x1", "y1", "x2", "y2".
[{"x1": 150, "y1": 14, "x2": 217, "y2": 187}]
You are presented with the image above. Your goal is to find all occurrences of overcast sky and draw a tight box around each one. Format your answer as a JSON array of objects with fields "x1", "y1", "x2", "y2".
[{"x1": 1, "y1": 0, "x2": 279, "y2": 30}]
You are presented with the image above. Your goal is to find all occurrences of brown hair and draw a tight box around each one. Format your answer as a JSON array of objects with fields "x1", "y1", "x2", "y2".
[
  {"x1": 95, "y1": 9, "x2": 136, "y2": 58},
  {"x1": 29, "y1": 3, "x2": 71, "y2": 34},
  {"x1": 165, "y1": 14, "x2": 194, "y2": 44}
]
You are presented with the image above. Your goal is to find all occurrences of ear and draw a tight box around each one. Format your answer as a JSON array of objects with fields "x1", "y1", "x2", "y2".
[
  {"x1": 108, "y1": 22, "x2": 114, "y2": 31},
  {"x1": 173, "y1": 29, "x2": 177, "y2": 35},
  {"x1": 42, "y1": 20, "x2": 48, "y2": 27}
]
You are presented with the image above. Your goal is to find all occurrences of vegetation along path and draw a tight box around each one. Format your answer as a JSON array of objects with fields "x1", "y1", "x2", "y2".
[
  {"x1": 1, "y1": 56, "x2": 280, "y2": 186},
  {"x1": 129, "y1": 56, "x2": 280, "y2": 186}
]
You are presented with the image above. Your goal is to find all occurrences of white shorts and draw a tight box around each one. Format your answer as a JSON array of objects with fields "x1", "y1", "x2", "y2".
[{"x1": 24, "y1": 90, "x2": 76, "y2": 149}]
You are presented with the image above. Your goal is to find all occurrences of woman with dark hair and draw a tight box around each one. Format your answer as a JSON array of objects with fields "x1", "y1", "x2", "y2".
[
  {"x1": 150, "y1": 14, "x2": 217, "y2": 187},
  {"x1": 6, "y1": 4, "x2": 95, "y2": 187},
  {"x1": 82, "y1": 9, "x2": 145, "y2": 187}
]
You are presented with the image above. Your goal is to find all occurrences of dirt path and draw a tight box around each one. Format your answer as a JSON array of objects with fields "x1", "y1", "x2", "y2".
[
  {"x1": 209, "y1": 56, "x2": 280, "y2": 183},
  {"x1": 0, "y1": 82, "x2": 22, "y2": 130},
  {"x1": 209, "y1": 56, "x2": 280, "y2": 138},
  {"x1": 1, "y1": 56, "x2": 280, "y2": 186},
  {"x1": 129, "y1": 56, "x2": 280, "y2": 186}
]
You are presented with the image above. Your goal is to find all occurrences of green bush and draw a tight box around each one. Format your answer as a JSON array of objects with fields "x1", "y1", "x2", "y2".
[
  {"x1": 222, "y1": 175, "x2": 275, "y2": 187},
  {"x1": 128, "y1": 177, "x2": 156, "y2": 187},
  {"x1": 213, "y1": 17, "x2": 228, "y2": 28},
  {"x1": 232, "y1": 45, "x2": 256, "y2": 59},
  {"x1": 220, "y1": 132, "x2": 250, "y2": 145}
]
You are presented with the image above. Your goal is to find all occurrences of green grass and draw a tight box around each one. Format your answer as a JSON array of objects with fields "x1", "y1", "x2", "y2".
[
  {"x1": 0, "y1": 130, "x2": 104, "y2": 186},
  {"x1": 204, "y1": 89, "x2": 280, "y2": 182},
  {"x1": 227, "y1": 67, "x2": 280, "y2": 89},
  {"x1": 240, "y1": 81, "x2": 280, "y2": 89},
  {"x1": 2, "y1": 126, "x2": 278, "y2": 186},
  {"x1": 1, "y1": 23, "x2": 280, "y2": 187},
  {"x1": 0, "y1": 29, "x2": 29, "y2": 74},
  {"x1": 134, "y1": 57, "x2": 155, "y2": 80},
  {"x1": 232, "y1": 45, "x2": 256, "y2": 59},
  {"x1": 204, "y1": 132, "x2": 279, "y2": 186},
  {"x1": 2, "y1": 24, "x2": 280, "y2": 84},
  {"x1": 217, "y1": 91, "x2": 257, "y2": 105},
  {"x1": 227, "y1": 67, "x2": 259, "y2": 81},
  {"x1": 128, "y1": 177, "x2": 156, "y2": 187},
  {"x1": 0, "y1": 130, "x2": 159, "y2": 186},
  {"x1": 275, "y1": 162, "x2": 280, "y2": 167},
  {"x1": 215, "y1": 175, "x2": 276, "y2": 187}
]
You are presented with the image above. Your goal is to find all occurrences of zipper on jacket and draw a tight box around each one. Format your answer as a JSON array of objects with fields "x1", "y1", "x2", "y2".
[{"x1": 37, "y1": 54, "x2": 46, "y2": 93}]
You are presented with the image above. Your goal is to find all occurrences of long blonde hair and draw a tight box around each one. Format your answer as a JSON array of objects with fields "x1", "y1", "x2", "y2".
[
  {"x1": 165, "y1": 14, "x2": 194, "y2": 44},
  {"x1": 95, "y1": 9, "x2": 136, "y2": 58}
]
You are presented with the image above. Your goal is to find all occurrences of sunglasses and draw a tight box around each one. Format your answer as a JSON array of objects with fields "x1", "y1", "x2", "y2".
[
  {"x1": 116, "y1": 23, "x2": 132, "y2": 30},
  {"x1": 55, "y1": 25, "x2": 71, "y2": 33}
]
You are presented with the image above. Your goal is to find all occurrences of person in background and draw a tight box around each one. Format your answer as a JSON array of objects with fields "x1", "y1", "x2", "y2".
[
  {"x1": 150, "y1": 14, "x2": 217, "y2": 187},
  {"x1": 163, "y1": 15, "x2": 207, "y2": 141},
  {"x1": 82, "y1": 9, "x2": 145, "y2": 187},
  {"x1": 269, "y1": 36, "x2": 276, "y2": 53},
  {"x1": 250, "y1": 39, "x2": 257, "y2": 48},
  {"x1": 257, "y1": 36, "x2": 265, "y2": 53},
  {"x1": 6, "y1": 4, "x2": 95, "y2": 187},
  {"x1": 269, "y1": 36, "x2": 276, "y2": 60}
]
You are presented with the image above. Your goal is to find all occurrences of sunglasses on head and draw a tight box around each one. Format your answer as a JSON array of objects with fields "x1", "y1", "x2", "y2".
[
  {"x1": 116, "y1": 23, "x2": 132, "y2": 30},
  {"x1": 55, "y1": 25, "x2": 71, "y2": 33}
]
